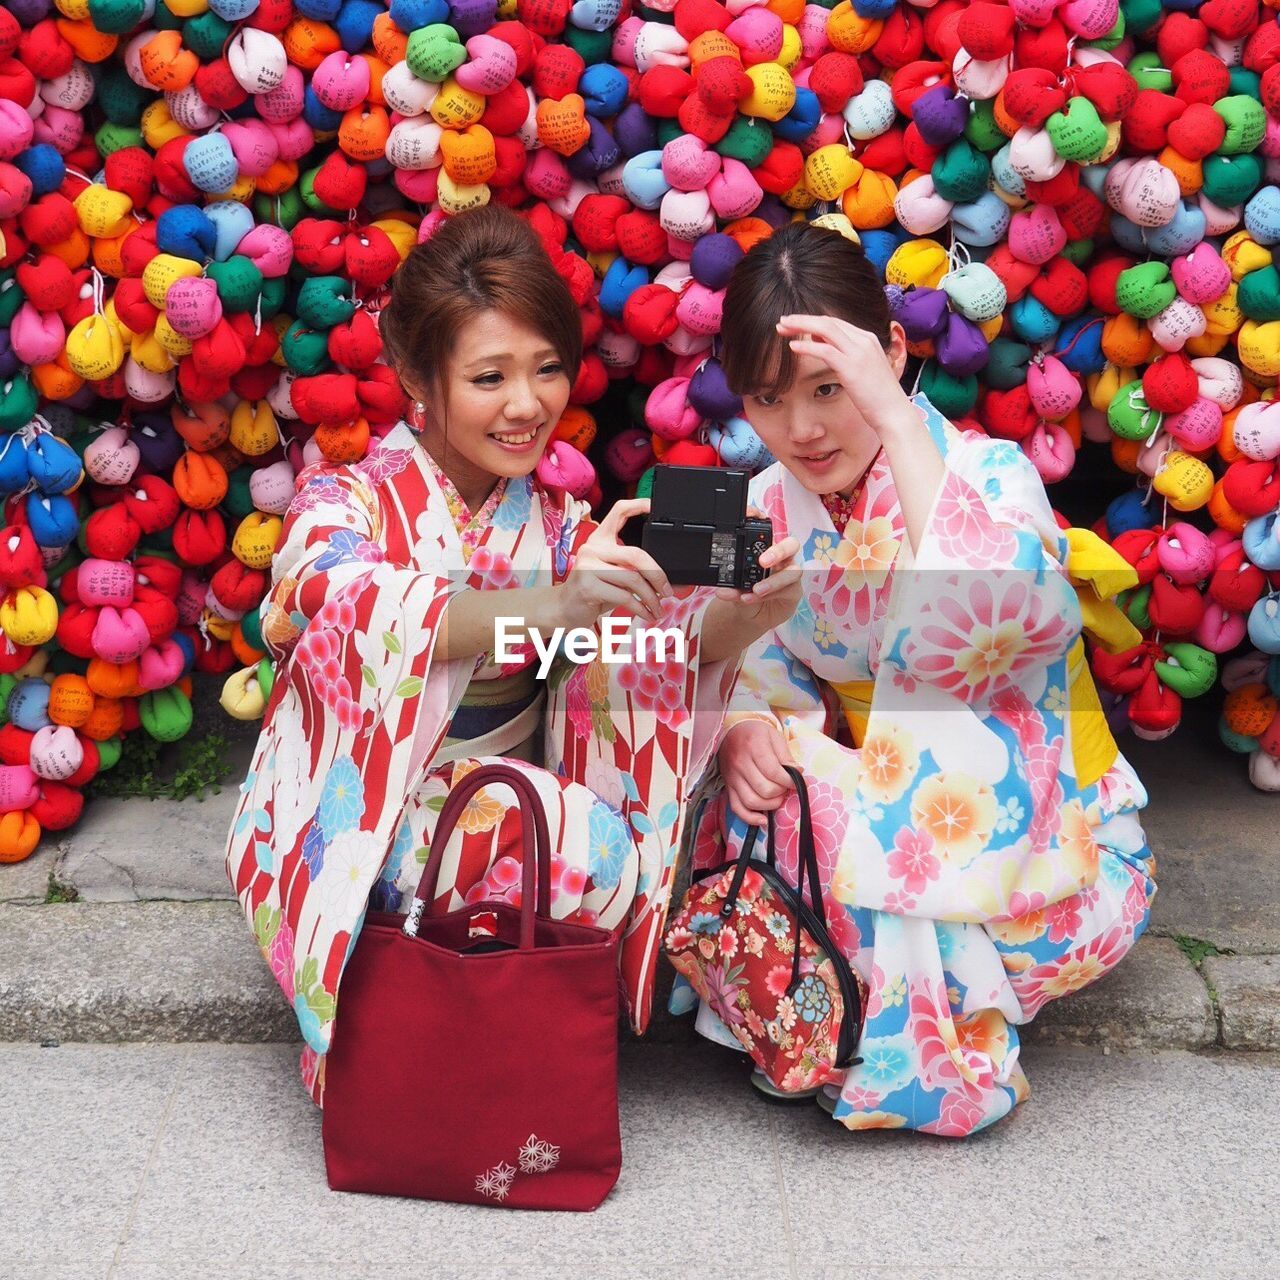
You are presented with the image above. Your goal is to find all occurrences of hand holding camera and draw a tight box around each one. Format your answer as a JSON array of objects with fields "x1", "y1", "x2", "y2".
[{"x1": 561, "y1": 498, "x2": 673, "y2": 629}]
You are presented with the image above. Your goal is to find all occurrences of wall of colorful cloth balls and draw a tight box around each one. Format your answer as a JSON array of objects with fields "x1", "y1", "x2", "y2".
[{"x1": 0, "y1": 0, "x2": 1278, "y2": 861}]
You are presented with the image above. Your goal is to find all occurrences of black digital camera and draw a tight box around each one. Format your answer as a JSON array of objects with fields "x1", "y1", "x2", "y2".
[{"x1": 638, "y1": 465, "x2": 773, "y2": 591}]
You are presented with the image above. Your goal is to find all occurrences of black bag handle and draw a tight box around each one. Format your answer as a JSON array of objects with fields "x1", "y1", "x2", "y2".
[
  {"x1": 721, "y1": 766, "x2": 826, "y2": 989},
  {"x1": 404, "y1": 763, "x2": 551, "y2": 950}
]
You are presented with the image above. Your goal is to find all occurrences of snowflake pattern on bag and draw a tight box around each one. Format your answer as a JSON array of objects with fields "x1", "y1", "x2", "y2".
[{"x1": 475, "y1": 1135, "x2": 561, "y2": 1201}]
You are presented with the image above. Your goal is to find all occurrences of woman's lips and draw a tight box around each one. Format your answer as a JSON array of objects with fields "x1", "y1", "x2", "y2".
[
  {"x1": 489, "y1": 424, "x2": 544, "y2": 451},
  {"x1": 796, "y1": 449, "x2": 838, "y2": 471}
]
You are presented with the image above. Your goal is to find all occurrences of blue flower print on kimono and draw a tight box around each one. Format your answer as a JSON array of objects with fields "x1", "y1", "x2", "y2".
[{"x1": 682, "y1": 395, "x2": 1156, "y2": 1137}]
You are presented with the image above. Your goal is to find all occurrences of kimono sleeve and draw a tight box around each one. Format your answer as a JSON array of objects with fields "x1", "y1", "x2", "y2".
[{"x1": 879, "y1": 434, "x2": 1082, "y2": 707}]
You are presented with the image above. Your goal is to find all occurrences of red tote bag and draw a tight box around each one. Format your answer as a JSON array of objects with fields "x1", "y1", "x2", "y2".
[{"x1": 322, "y1": 763, "x2": 623, "y2": 1210}]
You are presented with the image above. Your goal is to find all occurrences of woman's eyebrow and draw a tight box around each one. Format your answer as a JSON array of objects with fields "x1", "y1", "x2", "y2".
[
  {"x1": 802, "y1": 366, "x2": 836, "y2": 383},
  {"x1": 462, "y1": 348, "x2": 560, "y2": 368}
]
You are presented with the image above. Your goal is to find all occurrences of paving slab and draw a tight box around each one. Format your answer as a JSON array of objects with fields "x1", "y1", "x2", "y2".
[
  {"x1": 1124, "y1": 701, "x2": 1280, "y2": 955},
  {"x1": 0, "y1": 841, "x2": 59, "y2": 904},
  {"x1": 1202, "y1": 954, "x2": 1280, "y2": 1051},
  {"x1": 1021, "y1": 935, "x2": 1217, "y2": 1051},
  {"x1": 0, "y1": 901, "x2": 296, "y2": 1044},
  {"x1": 52, "y1": 785, "x2": 241, "y2": 904},
  {"x1": 1, "y1": 1042, "x2": 1278, "y2": 1279}
]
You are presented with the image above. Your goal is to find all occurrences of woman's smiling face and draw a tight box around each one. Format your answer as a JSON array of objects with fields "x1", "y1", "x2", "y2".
[{"x1": 415, "y1": 307, "x2": 572, "y2": 503}]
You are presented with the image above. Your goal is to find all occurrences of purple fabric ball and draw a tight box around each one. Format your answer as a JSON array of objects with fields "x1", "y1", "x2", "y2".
[
  {"x1": 133, "y1": 413, "x2": 186, "y2": 474},
  {"x1": 689, "y1": 233, "x2": 742, "y2": 290},
  {"x1": 893, "y1": 287, "x2": 949, "y2": 342},
  {"x1": 449, "y1": 0, "x2": 497, "y2": 40},
  {"x1": 688, "y1": 358, "x2": 742, "y2": 422},
  {"x1": 912, "y1": 85, "x2": 969, "y2": 148},
  {"x1": 6, "y1": 0, "x2": 51, "y2": 21},
  {"x1": 566, "y1": 117, "x2": 620, "y2": 180},
  {"x1": 614, "y1": 104, "x2": 657, "y2": 158},
  {"x1": 935, "y1": 312, "x2": 990, "y2": 377},
  {"x1": 0, "y1": 333, "x2": 17, "y2": 382}
]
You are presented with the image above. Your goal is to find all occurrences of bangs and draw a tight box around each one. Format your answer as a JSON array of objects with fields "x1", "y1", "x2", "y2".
[{"x1": 720, "y1": 312, "x2": 799, "y2": 400}]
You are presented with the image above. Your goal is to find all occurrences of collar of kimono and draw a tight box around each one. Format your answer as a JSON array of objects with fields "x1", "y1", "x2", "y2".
[{"x1": 420, "y1": 445, "x2": 508, "y2": 540}]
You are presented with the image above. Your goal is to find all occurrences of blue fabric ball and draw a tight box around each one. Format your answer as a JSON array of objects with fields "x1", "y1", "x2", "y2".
[
  {"x1": 598, "y1": 257, "x2": 648, "y2": 317},
  {"x1": 1106, "y1": 488, "x2": 1160, "y2": 539},
  {"x1": 156, "y1": 205, "x2": 217, "y2": 261},
  {"x1": 580, "y1": 64, "x2": 629, "y2": 119},
  {"x1": 9, "y1": 679, "x2": 52, "y2": 734},
  {"x1": 772, "y1": 89, "x2": 822, "y2": 145},
  {"x1": 14, "y1": 144, "x2": 65, "y2": 198},
  {"x1": 334, "y1": 0, "x2": 381, "y2": 52},
  {"x1": 26, "y1": 436, "x2": 82, "y2": 495},
  {"x1": 25, "y1": 494, "x2": 79, "y2": 548},
  {"x1": 1053, "y1": 314, "x2": 1106, "y2": 374}
]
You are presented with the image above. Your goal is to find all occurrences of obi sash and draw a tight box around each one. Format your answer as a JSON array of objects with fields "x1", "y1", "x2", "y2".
[{"x1": 437, "y1": 666, "x2": 545, "y2": 765}]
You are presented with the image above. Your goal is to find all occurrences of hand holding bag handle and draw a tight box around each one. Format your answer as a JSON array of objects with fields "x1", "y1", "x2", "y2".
[
  {"x1": 403, "y1": 763, "x2": 552, "y2": 948},
  {"x1": 723, "y1": 765, "x2": 825, "y2": 992}
]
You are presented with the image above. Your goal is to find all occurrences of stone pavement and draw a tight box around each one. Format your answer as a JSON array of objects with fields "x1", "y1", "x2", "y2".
[
  {"x1": 0, "y1": 699, "x2": 1276, "y2": 1050},
  {"x1": 3, "y1": 1039, "x2": 1278, "y2": 1280}
]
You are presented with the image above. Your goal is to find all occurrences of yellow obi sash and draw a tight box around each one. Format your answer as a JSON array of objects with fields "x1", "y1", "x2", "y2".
[{"x1": 824, "y1": 526, "x2": 1141, "y2": 790}]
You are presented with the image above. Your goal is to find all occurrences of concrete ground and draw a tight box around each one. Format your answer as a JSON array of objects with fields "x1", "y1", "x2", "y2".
[{"x1": 2, "y1": 1039, "x2": 1277, "y2": 1280}]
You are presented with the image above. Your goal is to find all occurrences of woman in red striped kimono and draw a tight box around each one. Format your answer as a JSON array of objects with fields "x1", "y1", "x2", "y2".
[{"x1": 223, "y1": 206, "x2": 801, "y2": 1103}]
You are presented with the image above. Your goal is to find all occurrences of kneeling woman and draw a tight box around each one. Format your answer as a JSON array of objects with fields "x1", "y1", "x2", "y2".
[
  {"x1": 224, "y1": 206, "x2": 799, "y2": 1103},
  {"x1": 677, "y1": 221, "x2": 1155, "y2": 1136}
]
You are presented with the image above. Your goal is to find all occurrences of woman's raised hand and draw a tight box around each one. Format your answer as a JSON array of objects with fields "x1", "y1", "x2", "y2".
[
  {"x1": 776, "y1": 314, "x2": 916, "y2": 439},
  {"x1": 561, "y1": 498, "x2": 672, "y2": 630},
  {"x1": 718, "y1": 719, "x2": 796, "y2": 828}
]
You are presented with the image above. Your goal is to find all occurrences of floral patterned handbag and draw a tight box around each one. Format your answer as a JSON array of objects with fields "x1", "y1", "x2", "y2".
[{"x1": 663, "y1": 767, "x2": 866, "y2": 1093}]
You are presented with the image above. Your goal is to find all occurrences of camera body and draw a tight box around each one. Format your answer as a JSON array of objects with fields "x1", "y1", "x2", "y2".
[{"x1": 640, "y1": 465, "x2": 773, "y2": 591}]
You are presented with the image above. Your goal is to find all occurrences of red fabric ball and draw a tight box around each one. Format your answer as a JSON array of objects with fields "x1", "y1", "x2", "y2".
[
  {"x1": 31, "y1": 782, "x2": 83, "y2": 832},
  {"x1": 857, "y1": 129, "x2": 908, "y2": 178},
  {"x1": 84, "y1": 506, "x2": 141, "y2": 562},
  {"x1": 56, "y1": 602, "x2": 101, "y2": 659},
  {"x1": 752, "y1": 141, "x2": 804, "y2": 197},
  {"x1": 1014, "y1": 19, "x2": 1070, "y2": 72},
  {"x1": 1130, "y1": 670, "x2": 1182, "y2": 732},
  {"x1": 532, "y1": 43, "x2": 584, "y2": 101},
  {"x1": 1024, "y1": 165, "x2": 1080, "y2": 208},
  {"x1": 16, "y1": 255, "x2": 76, "y2": 313},
  {"x1": 0, "y1": 725, "x2": 33, "y2": 767},
  {"x1": 1123, "y1": 90, "x2": 1186, "y2": 152},
  {"x1": 103, "y1": 148, "x2": 154, "y2": 209},
  {"x1": 1171, "y1": 48, "x2": 1232, "y2": 105},
  {"x1": 481, "y1": 78, "x2": 534, "y2": 136},
  {"x1": 674, "y1": 0, "x2": 731, "y2": 41},
  {"x1": 640, "y1": 65, "x2": 697, "y2": 118},
  {"x1": 1087, "y1": 255, "x2": 1136, "y2": 314},
  {"x1": 623, "y1": 283, "x2": 681, "y2": 345},
  {"x1": 1031, "y1": 258, "x2": 1088, "y2": 316},
  {"x1": 983, "y1": 386, "x2": 1038, "y2": 441},
  {"x1": 615, "y1": 209, "x2": 667, "y2": 265},
  {"x1": 171, "y1": 510, "x2": 227, "y2": 566},
  {"x1": 1148, "y1": 574, "x2": 1205, "y2": 636},
  {"x1": 1223, "y1": 459, "x2": 1280, "y2": 517},
  {"x1": 122, "y1": 476, "x2": 181, "y2": 535},
  {"x1": 1210, "y1": 547, "x2": 1267, "y2": 611},
  {"x1": 1070, "y1": 62, "x2": 1139, "y2": 122},
  {"x1": 1157, "y1": 14, "x2": 1209, "y2": 68},
  {"x1": 874, "y1": 9, "x2": 925, "y2": 70},
  {"x1": 1002, "y1": 69, "x2": 1067, "y2": 128},
  {"x1": 313, "y1": 152, "x2": 367, "y2": 212},
  {"x1": 1143, "y1": 353, "x2": 1198, "y2": 415},
  {"x1": 1112, "y1": 528, "x2": 1163, "y2": 584},
  {"x1": 210, "y1": 561, "x2": 267, "y2": 613},
  {"x1": 292, "y1": 372, "x2": 359, "y2": 425},
  {"x1": 1166, "y1": 101, "x2": 1227, "y2": 158},
  {"x1": 194, "y1": 58, "x2": 249, "y2": 112},
  {"x1": 957, "y1": 2, "x2": 1016, "y2": 60},
  {"x1": 17, "y1": 20, "x2": 73, "y2": 80}
]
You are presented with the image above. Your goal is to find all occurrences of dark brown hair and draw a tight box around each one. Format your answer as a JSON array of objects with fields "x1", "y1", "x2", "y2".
[
  {"x1": 718, "y1": 221, "x2": 891, "y2": 399},
  {"x1": 379, "y1": 204, "x2": 583, "y2": 406}
]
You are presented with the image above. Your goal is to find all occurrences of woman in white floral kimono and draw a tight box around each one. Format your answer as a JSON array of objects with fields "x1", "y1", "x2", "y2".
[
  {"x1": 223, "y1": 206, "x2": 801, "y2": 1103},
  {"x1": 675, "y1": 219, "x2": 1154, "y2": 1136}
]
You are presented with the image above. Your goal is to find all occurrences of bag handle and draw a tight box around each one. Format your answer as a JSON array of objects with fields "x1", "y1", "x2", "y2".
[
  {"x1": 722, "y1": 767, "x2": 827, "y2": 991},
  {"x1": 403, "y1": 763, "x2": 552, "y2": 950}
]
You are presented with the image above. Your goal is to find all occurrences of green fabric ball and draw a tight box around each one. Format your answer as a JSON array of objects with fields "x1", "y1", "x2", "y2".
[
  {"x1": 1063, "y1": 239, "x2": 1095, "y2": 266},
  {"x1": 1214, "y1": 95, "x2": 1267, "y2": 156},
  {"x1": 46, "y1": 651, "x2": 81, "y2": 678},
  {"x1": 88, "y1": 0, "x2": 148, "y2": 34},
  {"x1": 184, "y1": 11, "x2": 235, "y2": 60},
  {"x1": 96, "y1": 737, "x2": 123, "y2": 771},
  {"x1": 1227, "y1": 67, "x2": 1261, "y2": 100},
  {"x1": 0, "y1": 376, "x2": 38, "y2": 434},
  {"x1": 0, "y1": 674, "x2": 15, "y2": 725},
  {"x1": 97, "y1": 68, "x2": 151, "y2": 126},
  {"x1": 94, "y1": 122, "x2": 143, "y2": 158},
  {"x1": 931, "y1": 139, "x2": 989, "y2": 203},
  {"x1": 254, "y1": 188, "x2": 305, "y2": 231},
  {"x1": 281, "y1": 320, "x2": 331, "y2": 375},
  {"x1": 1108, "y1": 381, "x2": 1162, "y2": 440},
  {"x1": 296, "y1": 276, "x2": 356, "y2": 329},
  {"x1": 564, "y1": 25, "x2": 613, "y2": 64},
  {"x1": 919, "y1": 362, "x2": 978, "y2": 417},
  {"x1": 299, "y1": 168, "x2": 342, "y2": 217},
  {"x1": 964, "y1": 98, "x2": 1005, "y2": 153},
  {"x1": 405, "y1": 24, "x2": 466, "y2": 83},
  {"x1": 1046, "y1": 98, "x2": 1109, "y2": 164},
  {"x1": 1238, "y1": 266, "x2": 1280, "y2": 322},
  {"x1": 714, "y1": 117, "x2": 774, "y2": 167},
  {"x1": 1127, "y1": 52, "x2": 1171, "y2": 93},
  {"x1": 636, "y1": 466, "x2": 656, "y2": 500},
  {"x1": 1218, "y1": 718, "x2": 1258, "y2": 754},
  {"x1": 137, "y1": 534, "x2": 177, "y2": 558},
  {"x1": 1202, "y1": 153, "x2": 1263, "y2": 209},
  {"x1": 223, "y1": 467, "x2": 257, "y2": 521},
  {"x1": 152, "y1": 0, "x2": 185, "y2": 28},
  {"x1": 1120, "y1": 0, "x2": 1163, "y2": 33},
  {"x1": 141, "y1": 686, "x2": 194, "y2": 742},
  {"x1": 206, "y1": 257, "x2": 264, "y2": 314},
  {"x1": 1120, "y1": 583, "x2": 1152, "y2": 630},
  {"x1": 0, "y1": 272, "x2": 22, "y2": 326},
  {"x1": 258, "y1": 276, "x2": 288, "y2": 322},
  {"x1": 241, "y1": 605, "x2": 265, "y2": 652},
  {"x1": 985, "y1": 338, "x2": 1033, "y2": 390},
  {"x1": 1115, "y1": 262, "x2": 1176, "y2": 319},
  {"x1": 1084, "y1": 10, "x2": 1125, "y2": 49},
  {"x1": 655, "y1": 117, "x2": 684, "y2": 150},
  {"x1": 1156, "y1": 643, "x2": 1218, "y2": 698}
]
